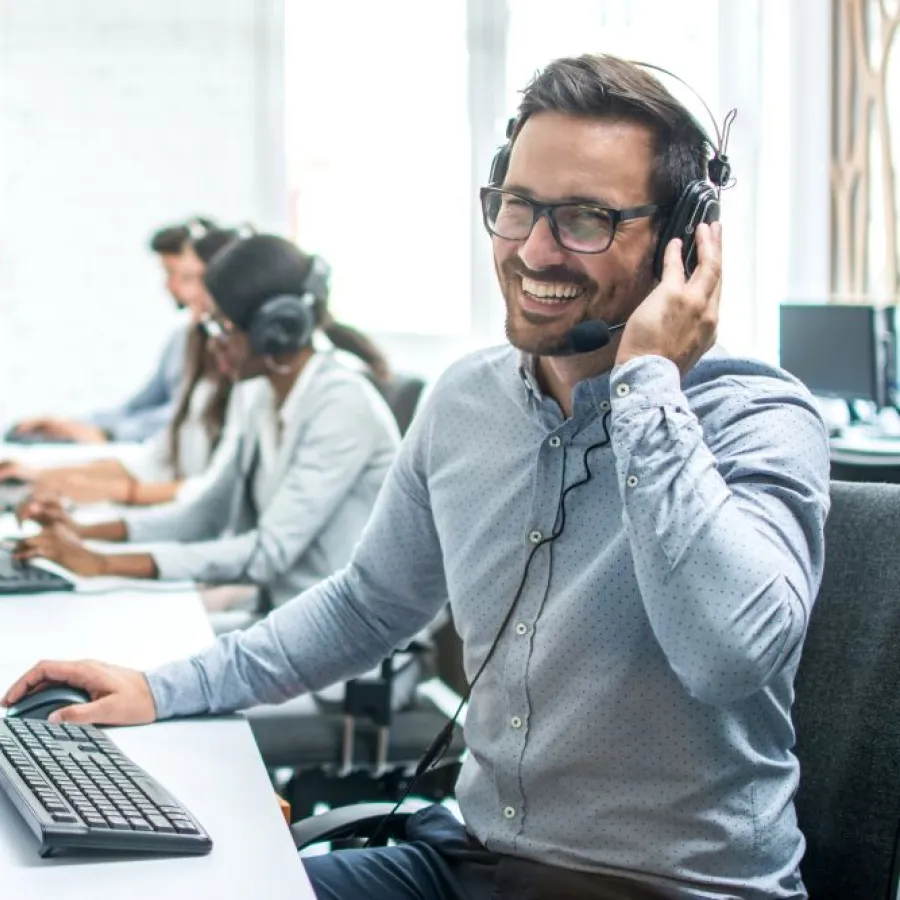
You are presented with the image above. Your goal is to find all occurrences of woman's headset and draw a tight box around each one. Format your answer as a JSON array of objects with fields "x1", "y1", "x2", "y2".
[
  {"x1": 487, "y1": 61, "x2": 736, "y2": 280},
  {"x1": 246, "y1": 256, "x2": 332, "y2": 357}
]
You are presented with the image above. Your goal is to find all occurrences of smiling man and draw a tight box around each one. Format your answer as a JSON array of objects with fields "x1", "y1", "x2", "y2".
[{"x1": 4, "y1": 56, "x2": 831, "y2": 899}]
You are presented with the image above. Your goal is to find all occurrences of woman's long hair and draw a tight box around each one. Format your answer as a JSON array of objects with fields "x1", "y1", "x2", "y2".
[{"x1": 165, "y1": 228, "x2": 240, "y2": 478}]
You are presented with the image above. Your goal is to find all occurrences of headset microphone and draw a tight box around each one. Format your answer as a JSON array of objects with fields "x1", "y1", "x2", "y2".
[{"x1": 562, "y1": 320, "x2": 625, "y2": 354}]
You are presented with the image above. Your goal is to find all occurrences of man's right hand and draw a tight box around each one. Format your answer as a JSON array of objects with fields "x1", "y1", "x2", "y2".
[
  {"x1": 2, "y1": 659, "x2": 157, "y2": 726},
  {"x1": 16, "y1": 496, "x2": 77, "y2": 532}
]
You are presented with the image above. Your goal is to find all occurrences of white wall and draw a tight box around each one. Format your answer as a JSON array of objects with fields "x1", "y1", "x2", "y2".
[{"x1": 0, "y1": 0, "x2": 285, "y2": 424}]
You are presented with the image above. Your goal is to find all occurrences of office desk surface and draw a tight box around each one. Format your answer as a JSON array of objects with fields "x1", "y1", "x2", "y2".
[
  {"x1": 0, "y1": 591, "x2": 315, "y2": 899},
  {"x1": 830, "y1": 431, "x2": 900, "y2": 466}
]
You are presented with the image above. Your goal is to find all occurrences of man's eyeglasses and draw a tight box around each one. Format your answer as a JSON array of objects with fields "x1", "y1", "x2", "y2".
[{"x1": 479, "y1": 187, "x2": 665, "y2": 254}]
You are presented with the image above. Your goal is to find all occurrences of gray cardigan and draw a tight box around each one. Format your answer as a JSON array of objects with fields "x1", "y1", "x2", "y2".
[{"x1": 123, "y1": 355, "x2": 400, "y2": 606}]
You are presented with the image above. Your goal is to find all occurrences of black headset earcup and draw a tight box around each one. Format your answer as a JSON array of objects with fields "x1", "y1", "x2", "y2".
[
  {"x1": 248, "y1": 295, "x2": 316, "y2": 357},
  {"x1": 652, "y1": 181, "x2": 720, "y2": 280},
  {"x1": 489, "y1": 143, "x2": 512, "y2": 186}
]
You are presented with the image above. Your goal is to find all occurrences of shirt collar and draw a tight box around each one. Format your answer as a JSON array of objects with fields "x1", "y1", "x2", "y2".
[{"x1": 516, "y1": 350, "x2": 612, "y2": 418}]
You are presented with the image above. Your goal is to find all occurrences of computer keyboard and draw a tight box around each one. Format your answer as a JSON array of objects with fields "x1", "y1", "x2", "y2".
[
  {"x1": 0, "y1": 546, "x2": 74, "y2": 594},
  {"x1": 0, "y1": 717, "x2": 212, "y2": 857}
]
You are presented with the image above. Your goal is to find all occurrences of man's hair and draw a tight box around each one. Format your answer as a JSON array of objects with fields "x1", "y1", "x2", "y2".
[
  {"x1": 149, "y1": 216, "x2": 218, "y2": 255},
  {"x1": 514, "y1": 54, "x2": 710, "y2": 209}
]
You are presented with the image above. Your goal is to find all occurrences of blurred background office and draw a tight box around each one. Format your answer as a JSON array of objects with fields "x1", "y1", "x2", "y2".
[{"x1": 0, "y1": 0, "x2": 828, "y2": 424}]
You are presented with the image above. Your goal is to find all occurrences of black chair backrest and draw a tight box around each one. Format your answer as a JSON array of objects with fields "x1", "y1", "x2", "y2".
[
  {"x1": 367, "y1": 373, "x2": 426, "y2": 437},
  {"x1": 794, "y1": 480, "x2": 900, "y2": 899}
]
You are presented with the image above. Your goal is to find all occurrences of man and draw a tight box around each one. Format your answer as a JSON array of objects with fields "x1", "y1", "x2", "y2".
[
  {"x1": 7, "y1": 217, "x2": 217, "y2": 444},
  {"x1": 3, "y1": 56, "x2": 830, "y2": 899}
]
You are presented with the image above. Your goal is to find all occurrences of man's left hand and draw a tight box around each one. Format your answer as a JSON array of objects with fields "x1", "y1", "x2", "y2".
[
  {"x1": 615, "y1": 221, "x2": 723, "y2": 374},
  {"x1": 13, "y1": 524, "x2": 106, "y2": 576}
]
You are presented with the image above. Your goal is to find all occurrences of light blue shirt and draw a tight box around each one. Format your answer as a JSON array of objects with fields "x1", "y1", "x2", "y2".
[
  {"x1": 148, "y1": 346, "x2": 831, "y2": 899},
  {"x1": 86, "y1": 322, "x2": 187, "y2": 442}
]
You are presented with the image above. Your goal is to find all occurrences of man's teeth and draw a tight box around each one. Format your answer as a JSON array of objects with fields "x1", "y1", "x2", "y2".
[{"x1": 521, "y1": 276, "x2": 584, "y2": 303}]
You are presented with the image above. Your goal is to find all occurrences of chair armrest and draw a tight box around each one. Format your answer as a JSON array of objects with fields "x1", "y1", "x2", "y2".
[{"x1": 290, "y1": 802, "x2": 422, "y2": 849}]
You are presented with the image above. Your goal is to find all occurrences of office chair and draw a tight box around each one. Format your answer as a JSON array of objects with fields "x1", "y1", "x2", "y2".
[
  {"x1": 249, "y1": 614, "x2": 466, "y2": 820},
  {"x1": 289, "y1": 481, "x2": 900, "y2": 900},
  {"x1": 366, "y1": 371, "x2": 427, "y2": 437}
]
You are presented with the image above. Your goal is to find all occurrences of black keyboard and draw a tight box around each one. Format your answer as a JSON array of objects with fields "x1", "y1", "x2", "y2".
[
  {"x1": 0, "y1": 717, "x2": 212, "y2": 857},
  {"x1": 0, "y1": 546, "x2": 74, "y2": 594}
]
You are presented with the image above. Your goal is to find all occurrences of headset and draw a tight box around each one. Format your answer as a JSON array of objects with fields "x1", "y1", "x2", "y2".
[
  {"x1": 487, "y1": 61, "x2": 736, "y2": 281},
  {"x1": 246, "y1": 256, "x2": 332, "y2": 358},
  {"x1": 184, "y1": 217, "x2": 213, "y2": 242}
]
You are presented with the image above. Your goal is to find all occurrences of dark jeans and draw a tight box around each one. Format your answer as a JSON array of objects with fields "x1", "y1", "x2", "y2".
[{"x1": 303, "y1": 805, "x2": 672, "y2": 899}]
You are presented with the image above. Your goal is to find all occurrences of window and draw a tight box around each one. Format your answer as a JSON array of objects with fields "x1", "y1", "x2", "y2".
[
  {"x1": 284, "y1": 0, "x2": 470, "y2": 337},
  {"x1": 505, "y1": 1, "x2": 719, "y2": 126}
]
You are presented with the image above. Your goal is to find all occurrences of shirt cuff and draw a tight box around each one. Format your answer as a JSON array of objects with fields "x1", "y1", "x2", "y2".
[
  {"x1": 140, "y1": 542, "x2": 195, "y2": 581},
  {"x1": 146, "y1": 658, "x2": 209, "y2": 719},
  {"x1": 609, "y1": 355, "x2": 684, "y2": 412}
]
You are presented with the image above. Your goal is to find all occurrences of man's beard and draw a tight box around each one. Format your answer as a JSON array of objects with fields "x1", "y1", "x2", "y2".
[{"x1": 501, "y1": 251, "x2": 655, "y2": 357}]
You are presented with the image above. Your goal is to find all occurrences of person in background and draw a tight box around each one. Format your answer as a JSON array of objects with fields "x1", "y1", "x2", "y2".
[
  {"x1": 15, "y1": 234, "x2": 400, "y2": 615},
  {"x1": 0, "y1": 227, "x2": 246, "y2": 507},
  {"x1": 6, "y1": 216, "x2": 218, "y2": 445}
]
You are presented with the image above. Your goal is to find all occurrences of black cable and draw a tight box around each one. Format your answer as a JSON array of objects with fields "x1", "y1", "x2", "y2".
[{"x1": 363, "y1": 410, "x2": 612, "y2": 848}]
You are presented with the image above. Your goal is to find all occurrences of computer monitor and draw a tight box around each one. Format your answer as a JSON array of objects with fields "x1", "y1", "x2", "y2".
[{"x1": 779, "y1": 303, "x2": 888, "y2": 407}]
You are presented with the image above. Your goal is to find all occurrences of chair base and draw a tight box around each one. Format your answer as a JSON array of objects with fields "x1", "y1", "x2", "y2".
[{"x1": 282, "y1": 762, "x2": 461, "y2": 822}]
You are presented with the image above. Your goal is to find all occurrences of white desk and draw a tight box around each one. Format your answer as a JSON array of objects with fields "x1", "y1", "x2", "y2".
[
  {"x1": 830, "y1": 430, "x2": 900, "y2": 467},
  {"x1": 0, "y1": 590, "x2": 315, "y2": 899}
]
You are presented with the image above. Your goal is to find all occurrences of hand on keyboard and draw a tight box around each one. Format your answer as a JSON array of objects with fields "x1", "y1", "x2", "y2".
[
  {"x1": 14, "y1": 523, "x2": 105, "y2": 576},
  {"x1": 3, "y1": 660, "x2": 157, "y2": 726}
]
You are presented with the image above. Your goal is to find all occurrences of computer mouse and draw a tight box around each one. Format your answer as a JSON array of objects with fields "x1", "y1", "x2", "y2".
[{"x1": 5, "y1": 685, "x2": 92, "y2": 720}]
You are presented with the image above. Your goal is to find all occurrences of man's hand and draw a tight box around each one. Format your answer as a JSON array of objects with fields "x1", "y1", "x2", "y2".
[
  {"x1": 12, "y1": 418, "x2": 108, "y2": 444},
  {"x1": 13, "y1": 523, "x2": 107, "y2": 576},
  {"x1": 16, "y1": 496, "x2": 77, "y2": 531},
  {"x1": 616, "y1": 221, "x2": 723, "y2": 374},
  {"x1": 2, "y1": 659, "x2": 157, "y2": 726}
]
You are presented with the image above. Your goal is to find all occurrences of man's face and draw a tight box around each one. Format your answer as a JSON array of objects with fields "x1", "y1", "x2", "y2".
[
  {"x1": 492, "y1": 112, "x2": 659, "y2": 357},
  {"x1": 159, "y1": 253, "x2": 185, "y2": 305}
]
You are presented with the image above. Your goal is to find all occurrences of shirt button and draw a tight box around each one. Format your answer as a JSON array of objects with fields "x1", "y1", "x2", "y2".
[
  {"x1": 528, "y1": 530, "x2": 543, "y2": 544},
  {"x1": 515, "y1": 622, "x2": 529, "y2": 636},
  {"x1": 503, "y1": 806, "x2": 516, "y2": 819},
  {"x1": 615, "y1": 383, "x2": 631, "y2": 398},
  {"x1": 510, "y1": 716, "x2": 523, "y2": 729},
  {"x1": 599, "y1": 400, "x2": 611, "y2": 411},
  {"x1": 626, "y1": 475, "x2": 639, "y2": 488},
  {"x1": 548, "y1": 436, "x2": 561, "y2": 448}
]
